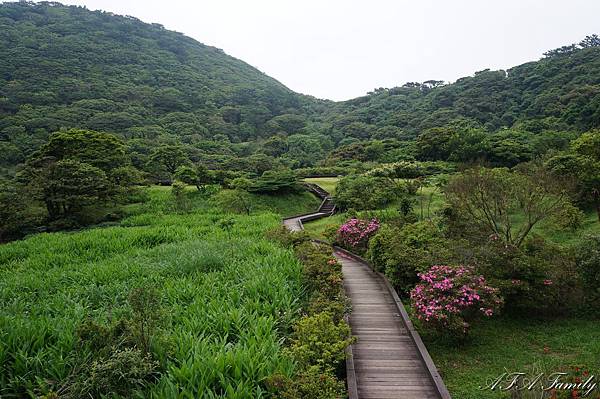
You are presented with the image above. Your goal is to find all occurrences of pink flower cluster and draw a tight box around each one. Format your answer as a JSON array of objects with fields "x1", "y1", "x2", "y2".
[
  {"x1": 411, "y1": 265, "x2": 503, "y2": 336},
  {"x1": 336, "y1": 217, "x2": 380, "y2": 249}
]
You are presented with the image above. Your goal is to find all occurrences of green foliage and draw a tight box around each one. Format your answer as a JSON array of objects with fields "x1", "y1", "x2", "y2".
[
  {"x1": 0, "y1": 187, "x2": 305, "y2": 397},
  {"x1": 266, "y1": 366, "x2": 346, "y2": 399},
  {"x1": 547, "y1": 130, "x2": 600, "y2": 221},
  {"x1": 266, "y1": 225, "x2": 310, "y2": 248},
  {"x1": 368, "y1": 222, "x2": 452, "y2": 294},
  {"x1": 34, "y1": 159, "x2": 110, "y2": 221},
  {"x1": 0, "y1": 179, "x2": 41, "y2": 241},
  {"x1": 246, "y1": 169, "x2": 301, "y2": 194},
  {"x1": 287, "y1": 312, "x2": 353, "y2": 373},
  {"x1": 128, "y1": 286, "x2": 163, "y2": 354},
  {"x1": 148, "y1": 145, "x2": 190, "y2": 178},
  {"x1": 170, "y1": 181, "x2": 191, "y2": 212},
  {"x1": 74, "y1": 348, "x2": 159, "y2": 398},
  {"x1": 445, "y1": 164, "x2": 574, "y2": 247},
  {"x1": 575, "y1": 235, "x2": 600, "y2": 305},
  {"x1": 335, "y1": 174, "x2": 399, "y2": 211},
  {"x1": 212, "y1": 189, "x2": 253, "y2": 215}
]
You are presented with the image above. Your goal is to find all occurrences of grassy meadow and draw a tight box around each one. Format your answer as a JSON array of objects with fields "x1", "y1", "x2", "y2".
[{"x1": 0, "y1": 186, "x2": 319, "y2": 398}]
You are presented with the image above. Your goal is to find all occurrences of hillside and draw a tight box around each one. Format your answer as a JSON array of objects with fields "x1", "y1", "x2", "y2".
[
  {"x1": 0, "y1": 2, "x2": 599, "y2": 176},
  {"x1": 0, "y1": 1, "x2": 324, "y2": 170},
  {"x1": 320, "y1": 38, "x2": 600, "y2": 141}
]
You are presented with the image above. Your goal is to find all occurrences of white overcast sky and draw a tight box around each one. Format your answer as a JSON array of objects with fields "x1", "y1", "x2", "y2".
[{"x1": 22, "y1": 0, "x2": 600, "y2": 100}]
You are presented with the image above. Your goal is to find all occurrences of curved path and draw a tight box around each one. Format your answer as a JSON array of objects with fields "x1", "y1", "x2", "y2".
[{"x1": 284, "y1": 184, "x2": 451, "y2": 399}]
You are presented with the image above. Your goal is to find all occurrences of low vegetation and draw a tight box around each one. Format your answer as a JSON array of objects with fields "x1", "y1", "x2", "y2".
[{"x1": 0, "y1": 186, "x2": 337, "y2": 398}]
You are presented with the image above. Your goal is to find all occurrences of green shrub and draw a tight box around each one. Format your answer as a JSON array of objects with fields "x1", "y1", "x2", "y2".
[
  {"x1": 576, "y1": 235, "x2": 600, "y2": 306},
  {"x1": 368, "y1": 222, "x2": 453, "y2": 295},
  {"x1": 294, "y1": 242, "x2": 343, "y2": 298},
  {"x1": 475, "y1": 237, "x2": 580, "y2": 313},
  {"x1": 307, "y1": 292, "x2": 348, "y2": 323},
  {"x1": 287, "y1": 312, "x2": 353, "y2": 373},
  {"x1": 266, "y1": 225, "x2": 310, "y2": 248},
  {"x1": 266, "y1": 366, "x2": 346, "y2": 399},
  {"x1": 170, "y1": 181, "x2": 191, "y2": 212},
  {"x1": 73, "y1": 348, "x2": 159, "y2": 398},
  {"x1": 247, "y1": 169, "x2": 301, "y2": 194},
  {"x1": 335, "y1": 174, "x2": 400, "y2": 211},
  {"x1": 128, "y1": 286, "x2": 164, "y2": 353}
]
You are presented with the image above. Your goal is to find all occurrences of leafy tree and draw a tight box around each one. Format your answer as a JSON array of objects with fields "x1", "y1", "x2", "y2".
[
  {"x1": 174, "y1": 164, "x2": 212, "y2": 191},
  {"x1": 32, "y1": 129, "x2": 128, "y2": 171},
  {"x1": 32, "y1": 159, "x2": 110, "y2": 221},
  {"x1": 445, "y1": 164, "x2": 573, "y2": 247},
  {"x1": 415, "y1": 128, "x2": 457, "y2": 161},
  {"x1": 335, "y1": 175, "x2": 399, "y2": 211},
  {"x1": 0, "y1": 179, "x2": 39, "y2": 241},
  {"x1": 147, "y1": 145, "x2": 189, "y2": 177},
  {"x1": 213, "y1": 189, "x2": 253, "y2": 215},
  {"x1": 261, "y1": 135, "x2": 288, "y2": 157},
  {"x1": 547, "y1": 130, "x2": 600, "y2": 220},
  {"x1": 247, "y1": 169, "x2": 300, "y2": 194}
]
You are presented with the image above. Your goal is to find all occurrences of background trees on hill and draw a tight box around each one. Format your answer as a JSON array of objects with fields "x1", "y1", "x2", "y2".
[{"x1": 546, "y1": 130, "x2": 600, "y2": 221}]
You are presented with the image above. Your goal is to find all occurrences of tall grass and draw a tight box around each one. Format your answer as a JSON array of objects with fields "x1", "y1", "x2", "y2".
[{"x1": 0, "y1": 187, "x2": 306, "y2": 397}]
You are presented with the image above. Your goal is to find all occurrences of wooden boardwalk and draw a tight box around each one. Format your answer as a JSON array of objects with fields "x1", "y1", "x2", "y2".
[{"x1": 283, "y1": 184, "x2": 450, "y2": 399}]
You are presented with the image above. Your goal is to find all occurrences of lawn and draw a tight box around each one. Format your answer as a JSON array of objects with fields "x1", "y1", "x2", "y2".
[
  {"x1": 0, "y1": 186, "x2": 307, "y2": 397},
  {"x1": 421, "y1": 315, "x2": 600, "y2": 398}
]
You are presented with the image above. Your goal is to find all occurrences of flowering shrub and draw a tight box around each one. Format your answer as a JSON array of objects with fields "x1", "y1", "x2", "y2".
[
  {"x1": 410, "y1": 265, "x2": 503, "y2": 337},
  {"x1": 336, "y1": 217, "x2": 380, "y2": 252}
]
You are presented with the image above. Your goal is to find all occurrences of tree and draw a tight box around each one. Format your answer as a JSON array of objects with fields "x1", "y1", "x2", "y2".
[
  {"x1": 335, "y1": 175, "x2": 399, "y2": 211},
  {"x1": 579, "y1": 34, "x2": 600, "y2": 48},
  {"x1": 445, "y1": 164, "x2": 573, "y2": 247},
  {"x1": 213, "y1": 189, "x2": 253, "y2": 215},
  {"x1": 0, "y1": 179, "x2": 38, "y2": 241},
  {"x1": 547, "y1": 131, "x2": 600, "y2": 221},
  {"x1": 415, "y1": 128, "x2": 457, "y2": 161},
  {"x1": 147, "y1": 145, "x2": 189, "y2": 177},
  {"x1": 174, "y1": 164, "x2": 212, "y2": 191},
  {"x1": 247, "y1": 169, "x2": 300, "y2": 194},
  {"x1": 19, "y1": 129, "x2": 135, "y2": 225},
  {"x1": 34, "y1": 159, "x2": 109, "y2": 220},
  {"x1": 32, "y1": 129, "x2": 128, "y2": 172}
]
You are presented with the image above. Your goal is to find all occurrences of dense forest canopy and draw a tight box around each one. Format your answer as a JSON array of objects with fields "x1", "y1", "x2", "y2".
[{"x1": 1, "y1": 2, "x2": 600, "y2": 178}]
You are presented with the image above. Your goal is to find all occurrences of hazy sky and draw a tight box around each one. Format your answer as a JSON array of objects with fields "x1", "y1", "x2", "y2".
[{"x1": 24, "y1": 0, "x2": 600, "y2": 100}]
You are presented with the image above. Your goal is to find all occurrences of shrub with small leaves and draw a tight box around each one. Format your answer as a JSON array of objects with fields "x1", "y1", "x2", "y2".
[
  {"x1": 266, "y1": 366, "x2": 346, "y2": 399},
  {"x1": 266, "y1": 225, "x2": 310, "y2": 248},
  {"x1": 286, "y1": 312, "x2": 354, "y2": 372},
  {"x1": 76, "y1": 348, "x2": 159, "y2": 398}
]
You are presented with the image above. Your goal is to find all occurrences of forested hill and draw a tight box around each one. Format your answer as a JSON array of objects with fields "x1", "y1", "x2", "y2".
[
  {"x1": 1, "y1": 1, "x2": 599, "y2": 175},
  {"x1": 319, "y1": 37, "x2": 600, "y2": 141},
  {"x1": 0, "y1": 1, "x2": 323, "y2": 166}
]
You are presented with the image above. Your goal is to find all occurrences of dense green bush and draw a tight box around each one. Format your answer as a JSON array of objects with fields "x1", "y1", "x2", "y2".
[
  {"x1": 473, "y1": 237, "x2": 581, "y2": 313},
  {"x1": 335, "y1": 174, "x2": 400, "y2": 211},
  {"x1": 247, "y1": 169, "x2": 301, "y2": 194},
  {"x1": 266, "y1": 366, "x2": 346, "y2": 399},
  {"x1": 576, "y1": 235, "x2": 600, "y2": 306},
  {"x1": 287, "y1": 312, "x2": 353, "y2": 372},
  {"x1": 72, "y1": 348, "x2": 159, "y2": 398},
  {"x1": 266, "y1": 225, "x2": 310, "y2": 248},
  {"x1": 368, "y1": 222, "x2": 453, "y2": 295}
]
